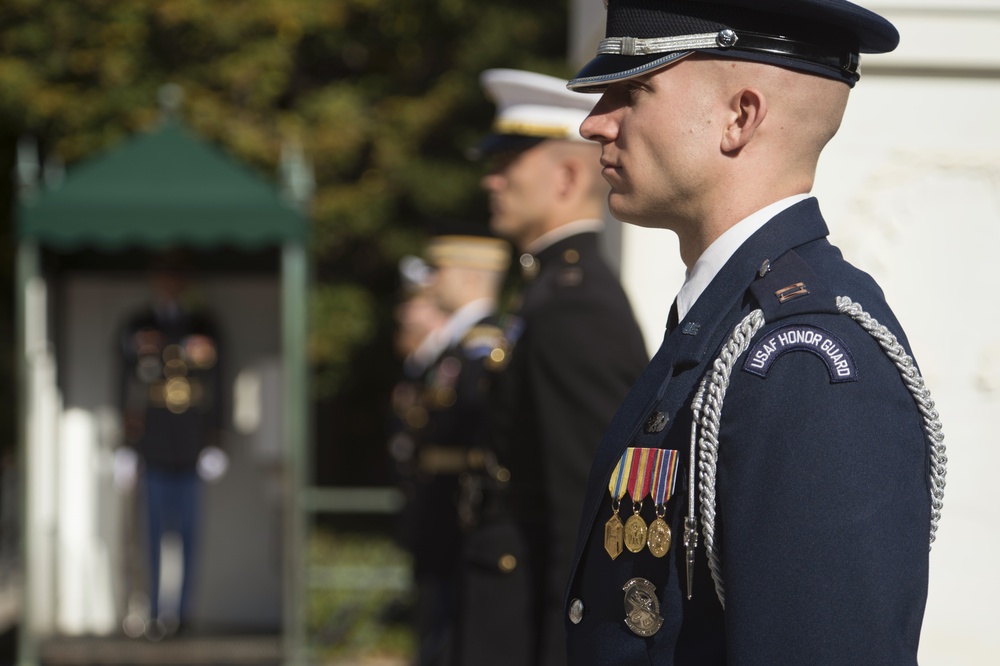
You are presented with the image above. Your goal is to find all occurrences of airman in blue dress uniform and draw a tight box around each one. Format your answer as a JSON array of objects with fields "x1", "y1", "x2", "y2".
[{"x1": 562, "y1": 1, "x2": 947, "y2": 664}]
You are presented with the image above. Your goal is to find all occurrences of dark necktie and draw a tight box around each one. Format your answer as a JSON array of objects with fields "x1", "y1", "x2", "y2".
[{"x1": 666, "y1": 298, "x2": 679, "y2": 333}]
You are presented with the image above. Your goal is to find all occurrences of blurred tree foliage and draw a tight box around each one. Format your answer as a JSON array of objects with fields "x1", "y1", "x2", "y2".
[{"x1": 0, "y1": 0, "x2": 571, "y2": 477}]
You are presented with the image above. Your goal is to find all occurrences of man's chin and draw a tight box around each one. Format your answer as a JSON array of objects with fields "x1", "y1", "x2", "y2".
[
  {"x1": 487, "y1": 216, "x2": 504, "y2": 234},
  {"x1": 608, "y1": 195, "x2": 662, "y2": 229},
  {"x1": 608, "y1": 193, "x2": 639, "y2": 224},
  {"x1": 488, "y1": 217, "x2": 516, "y2": 243}
]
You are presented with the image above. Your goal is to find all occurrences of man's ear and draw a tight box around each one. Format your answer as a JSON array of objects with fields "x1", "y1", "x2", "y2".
[
  {"x1": 721, "y1": 87, "x2": 767, "y2": 153},
  {"x1": 556, "y1": 156, "x2": 581, "y2": 199}
]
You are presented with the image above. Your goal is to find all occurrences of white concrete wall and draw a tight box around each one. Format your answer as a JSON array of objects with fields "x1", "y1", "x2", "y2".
[{"x1": 572, "y1": 1, "x2": 1000, "y2": 662}]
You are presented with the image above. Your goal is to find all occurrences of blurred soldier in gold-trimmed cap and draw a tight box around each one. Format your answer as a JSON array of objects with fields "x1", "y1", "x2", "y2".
[{"x1": 391, "y1": 230, "x2": 512, "y2": 666}]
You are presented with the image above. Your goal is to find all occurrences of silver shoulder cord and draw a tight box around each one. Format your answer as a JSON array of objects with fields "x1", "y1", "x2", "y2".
[{"x1": 685, "y1": 296, "x2": 948, "y2": 608}]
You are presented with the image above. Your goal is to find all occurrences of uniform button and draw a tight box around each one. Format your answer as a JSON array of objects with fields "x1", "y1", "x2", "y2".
[
  {"x1": 568, "y1": 598, "x2": 585, "y2": 624},
  {"x1": 519, "y1": 253, "x2": 540, "y2": 280},
  {"x1": 498, "y1": 554, "x2": 517, "y2": 573}
]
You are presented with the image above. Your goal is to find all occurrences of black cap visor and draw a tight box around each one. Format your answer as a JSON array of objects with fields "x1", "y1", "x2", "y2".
[
  {"x1": 469, "y1": 133, "x2": 547, "y2": 160},
  {"x1": 567, "y1": 51, "x2": 694, "y2": 93}
]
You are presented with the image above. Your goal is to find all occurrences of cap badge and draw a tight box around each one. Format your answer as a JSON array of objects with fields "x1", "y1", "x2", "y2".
[{"x1": 716, "y1": 29, "x2": 738, "y2": 48}]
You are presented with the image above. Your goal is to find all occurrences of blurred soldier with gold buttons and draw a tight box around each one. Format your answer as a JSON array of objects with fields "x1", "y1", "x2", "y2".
[
  {"x1": 116, "y1": 254, "x2": 227, "y2": 640},
  {"x1": 451, "y1": 69, "x2": 648, "y2": 666}
]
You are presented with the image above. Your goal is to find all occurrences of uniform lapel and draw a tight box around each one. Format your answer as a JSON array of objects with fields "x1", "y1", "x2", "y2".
[{"x1": 571, "y1": 199, "x2": 832, "y2": 565}]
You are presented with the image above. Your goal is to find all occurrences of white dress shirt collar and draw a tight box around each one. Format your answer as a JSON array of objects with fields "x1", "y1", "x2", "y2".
[
  {"x1": 675, "y1": 194, "x2": 811, "y2": 322},
  {"x1": 403, "y1": 297, "x2": 496, "y2": 376},
  {"x1": 438, "y1": 297, "x2": 497, "y2": 347},
  {"x1": 525, "y1": 218, "x2": 605, "y2": 256}
]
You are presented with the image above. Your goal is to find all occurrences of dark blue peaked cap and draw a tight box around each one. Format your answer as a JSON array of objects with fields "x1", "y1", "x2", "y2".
[{"x1": 568, "y1": 0, "x2": 899, "y2": 91}]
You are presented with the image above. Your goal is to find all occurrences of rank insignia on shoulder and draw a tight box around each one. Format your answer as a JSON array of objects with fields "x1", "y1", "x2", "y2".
[
  {"x1": 775, "y1": 281, "x2": 810, "y2": 303},
  {"x1": 743, "y1": 324, "x2": 857, "y2": 383},
  {"x1": 749, "y1": 250, "x2": 840, "y2": 321}
]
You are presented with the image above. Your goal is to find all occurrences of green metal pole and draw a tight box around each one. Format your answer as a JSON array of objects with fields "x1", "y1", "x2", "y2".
[
  {"x1": 282, "y1": 242, "x2": 310, "y2": 665},
  {"x1": 16, "y1": 241, "x2": 40, "y2": 666}
]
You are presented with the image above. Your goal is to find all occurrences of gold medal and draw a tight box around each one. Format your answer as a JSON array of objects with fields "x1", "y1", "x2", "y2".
[
  {"x1": 604, "y1": 512, "x2": 624, "y2": 560},
  {"x1": 646, "y1": 449, "x2": 680, "y2": 558},
  {"x1": 624, "y1": 511, "x2": 648, "y2": 553},
  {"x1": 607, "y1": 452, "x2": 631, "y2": 560},
  {"x1": 646, "y1": 516, "x2": 672, "y2": 558}
]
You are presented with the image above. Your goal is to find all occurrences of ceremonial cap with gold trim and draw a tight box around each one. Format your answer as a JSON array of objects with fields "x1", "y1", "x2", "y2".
[
  {"x1": 568, "y1": 0, "x2": 900, "y2": 92},
  {"x1": 424, "y1": 234, "x2": 511, "y2": 273},
  {"x1": 476, "y1": 68, "x2": 599, "y2": 156}
]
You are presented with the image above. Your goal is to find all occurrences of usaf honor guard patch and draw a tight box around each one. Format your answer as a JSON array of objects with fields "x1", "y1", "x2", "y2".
[{"x1": 743, "y1": 324, "x2": 857, "y2": 383}]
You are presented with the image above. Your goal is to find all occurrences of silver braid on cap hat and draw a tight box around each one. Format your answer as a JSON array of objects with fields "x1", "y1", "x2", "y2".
[{"x1": 688, "y1": 299, "x2": 946, "y2": 608}]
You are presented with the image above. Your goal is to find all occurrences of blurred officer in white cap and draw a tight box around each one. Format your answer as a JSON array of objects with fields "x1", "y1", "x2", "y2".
[
  {"x1": 451, "y1": 69, "x2": 648, "y2": 666},
  {"x1": 561, "y1": 1, "x2": 947, "y2": 665}
]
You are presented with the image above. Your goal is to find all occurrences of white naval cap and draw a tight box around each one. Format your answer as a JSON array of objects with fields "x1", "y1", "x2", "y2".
[{"x1": 475, "y1": 68, "x2": 598, "y2": 156}]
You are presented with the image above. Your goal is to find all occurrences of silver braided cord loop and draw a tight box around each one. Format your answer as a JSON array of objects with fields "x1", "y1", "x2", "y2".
[
  {"x1": 835, "y1": 296, "x2": 947, "y2": 548},
  {"x1": 695, "y1": 309, "x2": 766, "y2": 607},
  {"x1": 689, "y1": 296, "x2": 948, "y2": 608}
]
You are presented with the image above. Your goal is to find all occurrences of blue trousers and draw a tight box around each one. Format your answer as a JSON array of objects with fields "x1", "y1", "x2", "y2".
[{"x1": 144, "y1": 466, "x2": 200, "y2": 622}]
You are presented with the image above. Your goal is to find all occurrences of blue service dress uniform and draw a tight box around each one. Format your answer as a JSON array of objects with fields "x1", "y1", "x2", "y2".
[
  {"x1": 564, "y1": 198, "x2": 941, "y2": 665},
  {"x1": 454, "y1": 230, "x2": 648, "y2": 666}
]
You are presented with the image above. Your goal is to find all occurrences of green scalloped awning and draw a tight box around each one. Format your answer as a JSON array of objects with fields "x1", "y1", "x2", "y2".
[{"x1": 18, "y1": 120, "x2": 307, "y2": 250}]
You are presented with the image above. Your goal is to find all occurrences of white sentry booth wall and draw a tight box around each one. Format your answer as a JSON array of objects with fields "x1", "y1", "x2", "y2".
[{"x1": 571, "y1": 2, "x2": 1000, "y2": 663}]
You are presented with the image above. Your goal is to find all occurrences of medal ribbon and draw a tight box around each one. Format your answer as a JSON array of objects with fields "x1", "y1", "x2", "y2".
[
  {"x1": 608, "y1": 448, "x2": 633, "y2": 500},
  {"x1": 650, "y1": 449, "x2": 680, "y2": 506},
  {"x1": 626, "y1": 447, "x2": 654, "y2": 503},
  {"x1": 612, "y1": 447, "x2": 679, "y2": 504}
]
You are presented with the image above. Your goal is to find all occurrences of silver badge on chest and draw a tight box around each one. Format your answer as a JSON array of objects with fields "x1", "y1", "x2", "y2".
[{"x1": 622, "y1": 577, "x2": 663, "y2": 637}]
